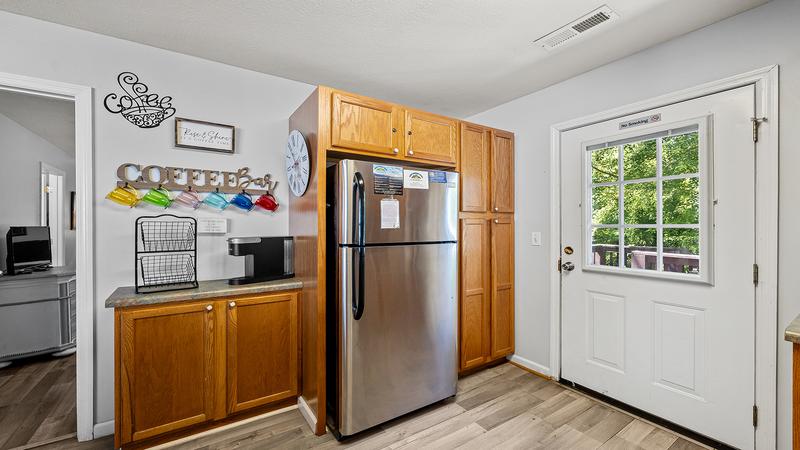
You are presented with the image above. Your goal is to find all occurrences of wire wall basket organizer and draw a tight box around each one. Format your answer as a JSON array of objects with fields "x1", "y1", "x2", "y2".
[{"x1": 135, "y1": 214, "x2": 198, "y2": 293}]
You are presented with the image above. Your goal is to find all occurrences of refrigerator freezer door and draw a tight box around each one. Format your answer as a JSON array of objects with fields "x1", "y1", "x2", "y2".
[
  {"x1": 337, "y1": 160, "x2": 458, "y2": 245},
  {"x1": 339, "y1": 242, "x2": 457, "y2": 436}
]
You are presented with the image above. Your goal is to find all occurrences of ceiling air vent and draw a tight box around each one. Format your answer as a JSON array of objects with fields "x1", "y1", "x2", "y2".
[{"x1": 534, "y1": 5, "x2": 619, "y2": 51}]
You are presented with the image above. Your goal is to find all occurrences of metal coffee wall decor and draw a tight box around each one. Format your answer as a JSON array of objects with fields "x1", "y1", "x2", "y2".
[
  {"x1": 116, "y1": 163, "x2": 277, "y2": 195},
  {"x1": 104, "y1": 72, "x2": 176, "y2": 128}
]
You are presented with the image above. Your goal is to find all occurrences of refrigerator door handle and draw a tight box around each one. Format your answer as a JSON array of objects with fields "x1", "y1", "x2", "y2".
[{"x1": 352, "y1": 172, "x2": 365, "y2": 320}]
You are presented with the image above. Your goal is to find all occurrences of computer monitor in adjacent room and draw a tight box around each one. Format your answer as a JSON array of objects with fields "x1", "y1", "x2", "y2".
[{"x1": 5, "y1": 226, "x2": 52, "y2": 275}]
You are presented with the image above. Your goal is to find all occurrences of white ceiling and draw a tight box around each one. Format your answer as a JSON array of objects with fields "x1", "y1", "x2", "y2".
[
  {"x1": 0, "y1": 90, "x2": 75, "y2": 156},
  {"x1": 0, "y1": 0, "x2": 768, "y2": 117}
]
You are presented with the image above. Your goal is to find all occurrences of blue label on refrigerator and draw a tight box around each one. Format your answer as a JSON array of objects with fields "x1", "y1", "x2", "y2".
[
  {"x1": 428, "y1": 171, "x2": 447, "y2": 183},
  {"x1": 373, "y1": 164, "x2": 404, "y2": 195}
]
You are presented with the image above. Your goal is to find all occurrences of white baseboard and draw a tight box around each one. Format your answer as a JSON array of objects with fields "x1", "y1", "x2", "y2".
[
  {"x1": 298, "y1": 395, "x2": 317, "y2": 431},
  {"x1": 93, "y1": 420, "x2": 114, "y2": 438},
  {"x1": 508, "y1": 354, "x2": 551, "y2": 378}
]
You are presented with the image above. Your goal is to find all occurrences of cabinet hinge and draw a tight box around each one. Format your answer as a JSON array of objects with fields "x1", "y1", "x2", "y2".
[
  {"x1": 752, "y1": 404, "x2": 758, "y2": 427},
  {"x1": 557, "y1": 257, "x2": 562, "y2": 273},
  {"x1": 753, "y1": 263, "x2": 759, "y2": 285},
  {"x1": 751, "y1": 117, "x2": 767, "y2": 143}
]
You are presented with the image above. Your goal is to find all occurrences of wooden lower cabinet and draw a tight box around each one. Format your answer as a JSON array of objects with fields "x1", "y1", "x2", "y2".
[
  {"x1": 459, "y1": 218, "x2": 491, "y2": 371},
  {"x1": 118, "y1": 302, "x2": 216, "y2": 444},
  {"x1": 227, "y1": 293, "x2": 298, "y2": 413},
  {"x1": 490, "y1": 215, "x2": 515, "y2": 358},
  {"x1": 458, "y1": 215, "x2": 514, "y2": 373},
  {"x1": 115, "y1": 291, "x2": 299, "y2": 447}
]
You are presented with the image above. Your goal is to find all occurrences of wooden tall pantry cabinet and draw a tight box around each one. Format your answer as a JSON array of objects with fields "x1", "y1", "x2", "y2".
[{"x1": 458, "y1": 122, "x2": 515, "y2": 373}]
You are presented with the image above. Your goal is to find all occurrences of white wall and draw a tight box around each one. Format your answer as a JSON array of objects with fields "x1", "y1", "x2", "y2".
[
  {"x1": 468, "y1": 0, "x2": 798, "y2": 447},
  {"x1": 0, "y1": 11, "x2": 315, "y2": 426},
  {"x1": 0, "y1": 112, "x2": 76, "y2": 270}
]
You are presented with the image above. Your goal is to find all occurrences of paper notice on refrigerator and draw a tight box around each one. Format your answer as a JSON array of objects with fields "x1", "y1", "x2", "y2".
[
  {"x1": 380, "y1": 198, "x2": 400, "y2": 229},
  {"x1": 403, "y1": 169, "x2": 429, "y2": 189}
]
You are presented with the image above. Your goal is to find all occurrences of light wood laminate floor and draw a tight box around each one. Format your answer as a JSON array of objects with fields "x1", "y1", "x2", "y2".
[
  {"x1": 0, "y1": 354, "x2": 77, "y2": 450},
  {"x1": 40, "y1": 363, "x2": 711, "y2": 449}
]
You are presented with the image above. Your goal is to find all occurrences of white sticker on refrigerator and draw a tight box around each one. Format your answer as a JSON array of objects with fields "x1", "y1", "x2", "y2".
[
  {"x1": 403, "y1": 170, "x2": 429, "y2": 189},
  {"x1": 380, "y1": 198, "x2": 400, "y2": 229}
]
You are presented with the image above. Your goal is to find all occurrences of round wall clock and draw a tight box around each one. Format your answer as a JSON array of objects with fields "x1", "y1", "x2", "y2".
[{"x1": 286, "y1": 129, "x2": 310, "y2": 197}]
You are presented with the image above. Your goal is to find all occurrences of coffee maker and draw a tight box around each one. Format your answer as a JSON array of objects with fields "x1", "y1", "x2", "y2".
[{"x1": 227, "y1": 236, "x2": 294, "y2": 285}]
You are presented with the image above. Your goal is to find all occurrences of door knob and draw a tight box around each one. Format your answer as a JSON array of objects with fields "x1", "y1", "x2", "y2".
[{"x1": 561, "y1": 262, "x2": 575, "y2": 272}]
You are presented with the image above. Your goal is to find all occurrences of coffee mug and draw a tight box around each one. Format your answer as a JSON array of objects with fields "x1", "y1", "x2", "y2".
[
  {"x1": 255, "y1": 193, "x2": 279, "y2": 212},
  {"x1": 174, "y1": 189, "x2": 202, "y2": 209},
  {"x1": 203, "y1": 191, "x2": 229, "y2": 210},
  {"x1": 106, "y1": 184, "x2": 140, "y2": 207},
  {"x1": 141, "y1": 187, "x2": 172, "y2": 208},
  {"x1": 230, "y1": 192, "x2": 254, "y2": 211}
]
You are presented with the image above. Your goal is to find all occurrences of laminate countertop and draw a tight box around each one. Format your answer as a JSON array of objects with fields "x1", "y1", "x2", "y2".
[
  {"x1": 0, "y1": 266, "x2": 76, "y2": 284},
  {"x1": 786, "y1": 314, "x2": 800, "y2": 344},
  {"x1": 104, "y1": 278, "x2": 303, "y2": 308}
]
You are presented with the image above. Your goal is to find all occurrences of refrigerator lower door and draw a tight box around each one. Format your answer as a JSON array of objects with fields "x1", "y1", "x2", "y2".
[{"x1": 338, "y1": 242, "x2": 457, "y2": 436}]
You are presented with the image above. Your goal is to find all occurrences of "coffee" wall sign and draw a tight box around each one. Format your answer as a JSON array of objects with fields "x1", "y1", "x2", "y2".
[{"x1": 116, "y1": 163, "x2": 277, "y2": 195}]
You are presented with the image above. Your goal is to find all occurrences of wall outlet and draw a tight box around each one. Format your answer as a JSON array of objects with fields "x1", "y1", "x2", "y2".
[{"x1": 531, "y1": 231, "x2": 542, "y2": 246}]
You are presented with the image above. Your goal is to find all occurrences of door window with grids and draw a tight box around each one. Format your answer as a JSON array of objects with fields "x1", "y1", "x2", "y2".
[{"x1": 585, "y1": 122, "x2": 709, "y2": 280}]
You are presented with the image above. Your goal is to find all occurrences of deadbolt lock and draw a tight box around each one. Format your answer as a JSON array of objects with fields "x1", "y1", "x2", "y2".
[{"x1": 564, "y1": 246, "x2": 574, "y2": 255}]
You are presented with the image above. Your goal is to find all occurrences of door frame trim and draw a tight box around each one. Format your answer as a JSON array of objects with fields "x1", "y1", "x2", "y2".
[
  {"x1": 548, "y1": 65, "x2": 778, "y2": 449},
  {"x1": 0, "y1": 71, "x2": 95, "y2": 442}
]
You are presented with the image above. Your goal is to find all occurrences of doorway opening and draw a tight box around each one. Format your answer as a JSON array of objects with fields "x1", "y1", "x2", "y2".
[{"x1": 0, "y1": 73, "x2": 94, "y2": 444}]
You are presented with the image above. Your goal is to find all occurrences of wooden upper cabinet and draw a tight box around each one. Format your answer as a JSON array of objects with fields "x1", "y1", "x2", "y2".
[
  {"x1": 227, "y1": 293, "x2": 298, "y2": 414},
  {"x1": 460, "y1": 218, "x2": 491, "y2": 371},
  {"x1": 331, "y1": 91, "x2": 401, "y2": 156},
  {"x1": 118, "y1": 302, "x2": 216, "y2": 445},
  {"x1": 405, "y1": 109, "x2": 458, "y2": 166},
  {"x1": 491, "y1": 130, "x2": 514, "y2": 213},
  {"x1": 460, "y1": 123, "x2": 490, "y2": 212},
  {"x1": 490, "y1": 215, "x2": 515, "y2": 358}
]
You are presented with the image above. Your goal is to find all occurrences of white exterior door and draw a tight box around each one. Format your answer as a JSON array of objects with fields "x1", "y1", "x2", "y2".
[{"x1": 560, "y1": 85, "x2": 755, "y2": 449}]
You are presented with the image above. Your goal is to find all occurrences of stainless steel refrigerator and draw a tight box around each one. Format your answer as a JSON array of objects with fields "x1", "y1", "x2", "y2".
[{"x1": 326, "y1": 159, "x2": 458, "y2": 438}]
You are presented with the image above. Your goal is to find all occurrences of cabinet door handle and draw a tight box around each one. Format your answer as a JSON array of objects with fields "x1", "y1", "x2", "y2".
[
  {"x1": 206, "y1": 304, "x2": 213, "y2": 311},
  {"x1": 393, "y1": 148, "x2": 399, "y2": 154},
  {"x1": 408, "y1": 150, "x2": 415, "y2": 156},
  {"x1": 494, "y1": 219, "x2": 499, "y2": 224},
  {"x1": 407, "y1": 130, "x2": 412, "y2": 136},
  {"x1": 392, "y1": 127, "x2": 397, "y2": 133},
  {"x1": 229, "y1": 301, "x2": 236, "y2": 308},
  {"x1": 494, "y1": 207, "x2": 499, "y2": 212}
]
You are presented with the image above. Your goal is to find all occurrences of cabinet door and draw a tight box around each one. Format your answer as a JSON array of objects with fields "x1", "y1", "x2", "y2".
[
  {"x1": 490, "y1": 215, "x2": 515, "y2": 358},
  {"x1": 119, "y1": 302, "x2": 216, "y2": 444},
  {"x1": 491, "y1": 130, "x2": 514, "y2": 213},
  {"x1": 460, "y1": 123, "x2": 490, "y2": 212},
  {"x1": 460, "y1": 218, "x2": 491, "y2": 371},
  {"x1": 331, "y1": 91, "x2": 401, "y2": 156},
  {"x1": 405, "y1": 109, "x2": 458, "y2": 165},
  {"x1": 227, "y1": 293, "x2": 298, "y2": 413}
]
